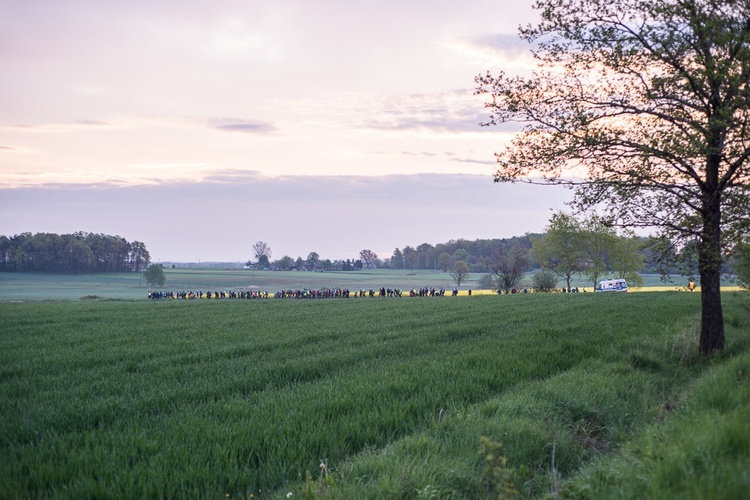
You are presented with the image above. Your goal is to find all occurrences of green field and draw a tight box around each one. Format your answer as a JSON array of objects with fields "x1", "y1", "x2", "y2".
[
  {"x1": 1, "y1": 290, "x2": 749, "y2": 498},
  {"x1": 0, "y1": 269, "x2": 733, "y2": 301}
]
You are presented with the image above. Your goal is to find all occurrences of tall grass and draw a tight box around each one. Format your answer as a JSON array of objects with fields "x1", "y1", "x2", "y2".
[{"x1": 1, "y1": 292, "x2": 748, "y2": 498}]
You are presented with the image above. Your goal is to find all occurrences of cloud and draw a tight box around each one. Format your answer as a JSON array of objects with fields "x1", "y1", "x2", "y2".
[
  {"x1": 467, "y1": 33, "x2": 534, "y2": 56},
  {"x1": 0, "y1": 173, "x2": 572, "y2": 262},
  {"x1": 341, "y1": 89, "x2": 524, "y2": 134},
  {"x1": 452, "y1": 157, "x2": 497, "y2": 165},
  {"x1": 212, "y1": 118, "x2": 278, "y2": 134}
]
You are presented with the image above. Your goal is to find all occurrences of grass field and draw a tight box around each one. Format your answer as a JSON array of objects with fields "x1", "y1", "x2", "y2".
[
  {"x1": 0, "y1": 269, "x2": 739, "y2": 300},
  {"x1": 1, "y1": 290, "x2": 749, "y2": 498}
]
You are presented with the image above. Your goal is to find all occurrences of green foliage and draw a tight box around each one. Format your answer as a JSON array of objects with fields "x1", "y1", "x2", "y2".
[
  {"x1": 735, "y1": 243, "x2": 750, "y2": 291},
  {"x1": 578, "y1": 214, "x2": 617, "y2": 287},
  {"x1": 450, "y1": 260, "x2": 470, "y2": 286},
  {"x1": 562, "y1": 341, "x2": 750, "y2": 498},
  {"x1": 0, "y1": 232, "x2": 150, "y2": 273},
  {"x1": 478, "y1": 0, "x2": 750, "y2": 354},
  {"x1": 143, "y1": 264, "x2": 165, "y2": 287},
  {"x1": 1, "y1": 293, "x2": 748, "y2": 498},
  {"x1": 609, "y1": 233, "x2": 646, "y2": 287},
  {"x1": 531, "y1": 212, "x2": 584, "y2": 290},
  {"x1": 480, "y1": 437, "x2": 518, "y2": 499},
  {"x1": 437, "y1": 252, "x2": 453, "y2": 272},
  {"x1": 532, "y1": 268, "x2": 558, "y2": 292},
  {"x1": 303, "y1": 461, "x2": 335, "y2": 499},
  {"x1": 491, "y1": 245, "x2": 530, "y2": 293}
]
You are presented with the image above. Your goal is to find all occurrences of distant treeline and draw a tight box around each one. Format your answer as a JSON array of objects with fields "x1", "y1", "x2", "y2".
[
  {"x1": 387, "y1": 235, "x2": 541, "y2": 272},
  {"x1": 0, "y1": 232, "x2": 150, "y2": 274},
  {"x1": 385, "y1": 235, "x2": 685, "y2": 275}
]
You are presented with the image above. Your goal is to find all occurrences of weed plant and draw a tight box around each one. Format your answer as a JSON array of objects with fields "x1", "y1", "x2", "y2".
[{"x1": 1, "y1": 292, "x2": 748, "y2": 498}]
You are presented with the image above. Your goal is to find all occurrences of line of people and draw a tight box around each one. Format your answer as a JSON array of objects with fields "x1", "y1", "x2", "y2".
[{"x1": 147, "y1": 287, "x2": 465, "y2": 300}]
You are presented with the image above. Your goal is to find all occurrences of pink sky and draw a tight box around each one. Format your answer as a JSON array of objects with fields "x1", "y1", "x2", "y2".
[{"x1": 0, "y1": 1, "x2": 572, "y2": 261}]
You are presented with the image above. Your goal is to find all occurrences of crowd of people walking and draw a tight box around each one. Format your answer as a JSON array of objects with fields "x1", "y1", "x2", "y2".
[{"x1": 147, "y1": 286, "x2": 465, "y2": 300}]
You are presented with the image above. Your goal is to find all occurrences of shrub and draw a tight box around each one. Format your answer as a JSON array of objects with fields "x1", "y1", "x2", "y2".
[
  {"x1": 143, "y1": 264, "x2": 166, "y2": 287},
  {"x1": 532, "y1": 269, "x2": 558, "y2": 293}
]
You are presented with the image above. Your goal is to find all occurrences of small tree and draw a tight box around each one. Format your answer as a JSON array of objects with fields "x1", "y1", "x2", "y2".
[
  {"x1": 359, "y1": 249, "x2": 378, "y2": 269},
  {"x1": 306, "y1": 252, "x2": 320, "y2": 270},
  {"x1": 610, "y1": 233, "x2": 646, "y2": 288},
  {"x1": 531, "y1": 212, "x2": 583, "y2": 291},
  {"x1": 490, "y1": 245, "x2": 530, "y2": 293},
  {"x1": 450, "y1": 261, "x2": 471, "y2": 287},
  {"x1": 579, "y1": 214, "x2": 617, "y2": 287},
  {"x1": 531, "y1": 269, "x2": 558, "y2": 293},
  {"x1": 252, "y1": 241, "x2": 272, "y2": 262},
  {"x1": 143, "y1": 264, "x2": 165, "y2": 287}
]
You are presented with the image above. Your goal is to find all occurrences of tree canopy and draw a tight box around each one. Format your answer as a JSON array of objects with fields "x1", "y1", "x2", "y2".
[
  {"x1": 450, "y1": 261, "x2": 471, "y2": 287},
  {"x1": 250, "y1": 241, "x2": 272, "y2": 268},
  {"x1": 477, "y1": 0, "x2": 750, "y2": 354},
  {"x1": 0, "y1": 232, "x2": 150, "y2": 274},
  {"x1": 143, "y1": 264, "x2": 166, "y2": 287}
]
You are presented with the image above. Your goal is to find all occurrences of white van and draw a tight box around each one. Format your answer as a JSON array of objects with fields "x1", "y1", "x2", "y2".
[{"x1": 595, "y1": 279, "x2": 628, "y2": 292}]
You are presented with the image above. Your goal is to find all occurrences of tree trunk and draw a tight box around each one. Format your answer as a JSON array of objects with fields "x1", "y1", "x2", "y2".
[{"x1": 698, "y1": 191, "x2": 725, "y2": 355}]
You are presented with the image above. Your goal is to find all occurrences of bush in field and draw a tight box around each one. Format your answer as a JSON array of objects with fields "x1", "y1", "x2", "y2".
[
  {"x1": 143, "y1": 264, "x2": 165, "y2": 287},
  {"x1": 532, "y1": 268, "x2": 558, "y2": 292}
]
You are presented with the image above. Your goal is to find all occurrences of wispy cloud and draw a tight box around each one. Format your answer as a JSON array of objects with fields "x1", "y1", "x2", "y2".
[
  {"x1": 211, "y1": 118, "x2": 278, "y2": 134},
  {"x1": 0, "y1": 173, "x2": 571, "y2": 261},
  {"x1": 467, "y1": 33, "x2": 534, "y2": 56},
  {"x1": 452, "y1": 157, "x2": 496, "y2": 165}
]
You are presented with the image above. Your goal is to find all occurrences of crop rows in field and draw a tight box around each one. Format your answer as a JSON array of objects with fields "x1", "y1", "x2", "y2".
[{"x1": 3, "y1": 292, "x2": 748, "y2": 498}]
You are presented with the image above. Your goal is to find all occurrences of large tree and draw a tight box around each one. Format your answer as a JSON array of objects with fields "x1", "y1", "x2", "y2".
[
  {"x1": 129, "y1": 241, "x2": 150, "y2": 272},
  {"x1": 609, "y1": 233, "x2": 646, "y2": 287},
  {"x1": 450, "y1": 261, "x2": 471, "y2": 287},
  {"x1": 490, "y1": 245, "x2": 530, "y2": 293},
  {"x1": 306, "y1": 252, "x2": 320, "y2": 270},
  {"x1": 251, "y1": 241, "x2": 272, "y2": 268},
  {"x1": 477, "y1": 0, "x2": 750, "y2": 354},
  {"x1": 359, "y1": 249, "x2": 378, "y2": 269},
  {"x1": 579, "y1": 214, "x2": 618, "y2": 287},
  {"x1": 143, "y1": 264, "x2": 165, "y2": 287},
  {"x1": 531, "y1": 212, "x2": 584, "y2": 291},
  {"x1": 390, "y1": 248, "x2": 405, "y2": 269}
]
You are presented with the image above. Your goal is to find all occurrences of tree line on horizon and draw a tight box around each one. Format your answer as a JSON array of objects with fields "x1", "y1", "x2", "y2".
[
  {"x1": 246, "y1": 219, "x2": 703, "y2": 284},
  {"x1": 246, "y1": 207, "x2": 748, "y2": 293},
  {"x1": 0, "y1": 232, "x2": 150, "y2": 274}
]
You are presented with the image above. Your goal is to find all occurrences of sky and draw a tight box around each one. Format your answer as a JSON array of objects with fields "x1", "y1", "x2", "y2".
[{"x1": 0, "y1": 0, "x2": 573, "y2": 262}]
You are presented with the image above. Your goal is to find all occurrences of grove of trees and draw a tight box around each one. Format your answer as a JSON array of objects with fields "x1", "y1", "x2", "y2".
[
  {"x1": 0, "y1": 232, "x2": 150, "y2": 274},
  {"x1": 532, "y1": 212, "x2": 645, "y2": 291}
]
